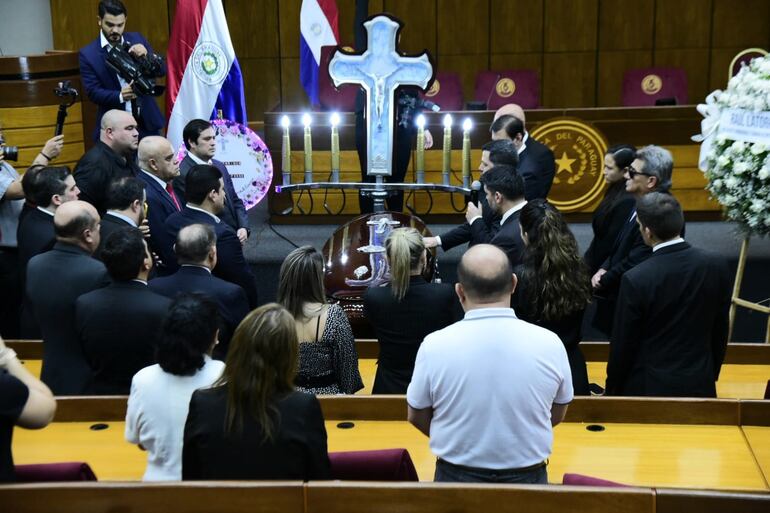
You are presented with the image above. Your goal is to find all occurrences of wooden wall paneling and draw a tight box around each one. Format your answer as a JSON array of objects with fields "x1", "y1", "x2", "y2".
[
  {"x1": 127, "y1": 0, "x2": 170, "y2": 56},
  {"x1": 382, "y1": 0, "x2": 436, "y2": 56},
  {"x1": 598, "y1": 0, "x2": 654, "y2": 51},
  {"x1": 488, "y1": 53, "x2": 543, "y2": 104},
  {"x1": 437, "y1": 0, "x2": 489, "y2": 56},
  {"x1": 240, "y1": 58, "x2": 282, "y2": 120},
  {"x1": 542, "y1": 52, "x2": 597, "y2": 108},
  {"x1": 278, "y1": 0, "x2": 302, "y2": 58},
  {"x1": 226, "y1": 0, "x2": 280, "y2": 59},
  {"x1": 489, "y1": 0, "x2": 545, "y2": 54},
  {"x1": 654, "y1": 0, "x2": 712, "y2": 49},
  {"x1": 711, "y1": 0, "x2": 770, "y2": 48},
  {"x1": 544, "y1": 0, "x2": 599, "y2": 52},
  {"x1": 709, "y1": 48, "x2": 745, "y2": 91},
  {"x1": 654, "y1": 49, "x2": 711, "y2": 104},
  {"x1": 50, "y1": 0, "x2": 100, "y2": 51},
  {"x1": 596, "y1": 50, "x2": 653, "y2": 107},
  {"x1": 280, "y1": 58, "x2": 309, "y2": 112},
  {"x1": 335, "y1": 0, "x2": 358, "y2": 47}
]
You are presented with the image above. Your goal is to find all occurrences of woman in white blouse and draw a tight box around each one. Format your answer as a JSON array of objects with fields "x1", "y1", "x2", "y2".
[{"x1": 125, "y1": 293, "x2": 224, "y2": 481}]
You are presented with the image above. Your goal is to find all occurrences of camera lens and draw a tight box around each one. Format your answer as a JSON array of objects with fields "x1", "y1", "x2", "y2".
[{"x1": 2, "y1": 146, "x2": 19, "y2": 161}]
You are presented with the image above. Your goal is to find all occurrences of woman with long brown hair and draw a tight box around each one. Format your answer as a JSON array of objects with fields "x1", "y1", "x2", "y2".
[
  {"x1": 277, "y1": 246, "x2": 362, "y2": 395},
  {"x1": 182, "y1": 303, "x2": 331, "y2": 480},
  {"x1": 513, "y1": 200, "x2": 592, "y2": 395},
  {"x1": 364, "y1": 228, "x2": 461, "y2": 394}
]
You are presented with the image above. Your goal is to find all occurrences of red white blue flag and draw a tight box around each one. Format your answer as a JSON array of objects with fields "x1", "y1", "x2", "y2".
[
  {"x1": 300, "y1": 0, "x2": 340, "y2": 106},
  {"x1": 166, "y1": 0, "x2": 247, "y2": 149}
]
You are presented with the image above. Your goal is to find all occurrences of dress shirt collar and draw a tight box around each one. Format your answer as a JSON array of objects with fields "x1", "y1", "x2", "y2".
[
  {"x1": 501, "y1": 200, "x2": 526, "y2": 225},
  {"x1": 140, "y1": 169, "x2": 168, "y2": 189},
  {"x1": 181, "y1": 264, "x2": 212, "y2": 274},
  {"x1": 518, "y1": 131, "x2": 529, "y2": 155},
  {"x1": 186, "y1": 204, "x2": 220, "y2": 223},
  {"x1": 131, "y1": 279, "x2": 148, "y2": 285},
  {"x1": 100, "y1": 32, "x2": 125, "y2": 50},
  {"x1": 463, "y1": 307, "x2": 517, "y2": 321},
  {"x1": 36, "y1": 206, "x2": 55, "y2": 217},
  {"x1": 105, "y1": 210, "x2": 138, "y2": 227},
  {"x1": 652, "y1": 237, "x2": 685, "y2": 253},
  {"x1": 187, "y1": 152, "x2": 211, "y2": 165}
]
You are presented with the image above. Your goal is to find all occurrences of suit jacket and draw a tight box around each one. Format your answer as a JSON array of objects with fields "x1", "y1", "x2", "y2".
[
  {"x1": 584, "y1": 191, "x2": 636, "y2": 275},
  {"x1": 471, "y1": 207, "x2": 526, "y2": 267},
  {"x1": 606, "y1": 242, "x2": 730, "y2": 397},
  {"x1": 26, "y1": 242, "x2": 110, "y2": 395},
  {"x1": 174, "y1": 156, "x2": 249, "y2": 232},
  {"x1": 73, "y1": 141, "x2": 138, "y2": 214},
  {"x1": 149, "y1": 265, "x2": 249, "y2": 357},
  {"x1": 183, "y1": 387, "x2": 330, "y2": 480},
  {"x1": 78, "y1": 32, "x2": 166, "y2": 140},
  {"x1": 95, "y1": 212, "x2": 135, "y2": 259},
  {"x1": 519, "y1": 136, "x2": 556, "y2": 201},
  {"x1": 137, "y1": 170, "x2": 180, "y2": 273},
  {"x1": 75, "y1": 281, "x2": 170, "y2": 395},
  {"x1": 363, "y1": 276, "x2": 462, "y2": 394},
  {"x1": 439, "y1": 194, "x2": 501, "y2": 251},
  {"x1": 17, "y1": 208, "x2": 56, "y2": 338},
  {"x1": 164, "y1": 207, "x2": 258, "y2": 308}
]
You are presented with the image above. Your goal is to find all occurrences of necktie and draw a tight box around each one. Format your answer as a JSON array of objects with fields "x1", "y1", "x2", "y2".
[{"x1": 166, "y1": 183, "x2": 181, "y2": 211}]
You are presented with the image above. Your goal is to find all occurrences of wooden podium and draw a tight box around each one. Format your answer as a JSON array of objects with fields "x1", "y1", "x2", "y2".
[{"x1": 0, "y1": 51, "x2": 86, "y2": 171}]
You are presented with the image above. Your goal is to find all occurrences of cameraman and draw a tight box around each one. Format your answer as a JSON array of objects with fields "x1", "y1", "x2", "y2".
[
  {"x1": 79, "y1": 0, "x2": 166, "y2": 141},
  {"x1": 0, "y1": 126, "x2": 64, "y2": 337}
]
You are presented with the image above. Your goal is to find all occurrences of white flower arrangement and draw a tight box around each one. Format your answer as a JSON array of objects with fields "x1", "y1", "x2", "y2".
[{"x1": 700, "y1": 54, "x2": 770, "y2": 236}]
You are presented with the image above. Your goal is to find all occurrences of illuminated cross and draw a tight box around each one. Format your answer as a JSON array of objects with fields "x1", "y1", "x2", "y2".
[{"x1": 328, "y1": 14, "x2": 433, "y2": 177}]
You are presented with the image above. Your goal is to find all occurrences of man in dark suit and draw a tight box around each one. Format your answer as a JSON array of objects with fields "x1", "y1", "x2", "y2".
[
  {"x1": 165, "y1": 164, "x2": 258, "y2": 308},
  {"x1": 591, "y1": 145, "x2": 674, "y2": 336},
  {"x1": 78, "y1": 0, "x2": 165, "y2": 140},
  {"x1": 470, "y1": 165, "x2": 527, "y2": 267},
  {"x1": 26, "y1": 201, "x2": 109, "y2": 395},
  {"x1": 76, "y1": 227, "x2": 170, "y2": 395},
  {"x1": 137, "y1": 136, "x2": 182, "y2": 273},
  {"x1": 606, "y1": 193, "x2": 730, "y2": 397},
  {"x1": 73, "y1": 109, "x2": 140, "y2": 214},
  {"x1": 17, "y1": 167, "x2": 81, "y2": 338},
  {"x1": 425, "y1": 139, "x2": 518, "y2": 252},
  {"x1": 491, "y1": 106, "x2": 555, "y2": 201},
  {"x1": 149, "y1": 223, "x2": 248, "y2": 358},
  {"x1": 175, "y1": 119, "x2": 249, "y2": 243},
  {"x1": 95, "y1": 176, "x2": 145, "y2": 259}
]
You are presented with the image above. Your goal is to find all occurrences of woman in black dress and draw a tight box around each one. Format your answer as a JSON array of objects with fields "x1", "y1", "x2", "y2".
[
  {"x1": 584, "y1": 144, "x2": 637, "y2": 275},
  {"x1": 182, "y1": 303, "x2": 331, "y2": 480},
  {"x1": 513, "y1": 200, "x2": 593, "y2": 395},
  {"x1": 278, "y1": 246, "x2": 363, "y2": 395},
  {"x1": 363, "y1": 228, "x2": 462, "y2": 394}
]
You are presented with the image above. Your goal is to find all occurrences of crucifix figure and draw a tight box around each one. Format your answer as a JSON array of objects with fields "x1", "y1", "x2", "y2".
[{"x1": 329, "y1": 14, "x2": 433, "y2": 177}]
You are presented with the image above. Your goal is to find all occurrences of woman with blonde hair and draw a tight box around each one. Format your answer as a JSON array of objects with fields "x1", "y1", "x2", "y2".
[
  {"x1": 277, "y1": 246, "x2": 362, "y2": 395},
  {"x1": 513, "y1": 200, "x2": 592, "y2": 395},
  {"x1": 182, "y1": 303, "x2": 331, "y2": 480},
  {"x1": 364, "y1": 227, "x2": 461, "y2": 394}
]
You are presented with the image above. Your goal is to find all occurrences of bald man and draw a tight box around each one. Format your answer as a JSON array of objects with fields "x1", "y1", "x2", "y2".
[
  {"x1": 26, "y1": 201, "x2": 109, "y2": 394},
  {"x1": 407, "y1": 244, "x2": 572, "y2": 484},
  {"x1": 74, "y1": 109, "x2": 140, "y2": 214},
  {"x1": 137, "y1": 136, "x2": 181, "y2": 272},
  {"x1": 489, "y1": 103, "x2": 555, "y2": 200}
]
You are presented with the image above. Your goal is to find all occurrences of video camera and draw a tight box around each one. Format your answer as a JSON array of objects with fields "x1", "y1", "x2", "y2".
[
  {"x1": 397, "y1": 91, "x2": 440, "y2": 128},
  {"x1": 105, "y1": 43, "x2": 165, "y2": 97}
]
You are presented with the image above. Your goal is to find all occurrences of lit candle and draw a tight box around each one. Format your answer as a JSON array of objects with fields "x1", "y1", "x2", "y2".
[
  {"x1": 415, "y1": 114, "x2": 426, "y2": 184},
  {"x1": 462, "y1": 118, "x2": 472, "y2": 188},
  {"x1": 281, "y1": 115, "x2": 291, "y2": 186},
  {"x1": 330, "y1": 112, "x2": 340, "y2": 183},
  {"x1": 302, "y1": 113, "x2": 313, "y2": 183},
  {"x1": 442, "y1": 114, "x2": 452, "y2": 186}
]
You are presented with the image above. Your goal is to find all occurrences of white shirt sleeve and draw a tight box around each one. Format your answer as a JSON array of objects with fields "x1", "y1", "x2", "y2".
[
  {"x1": 406, "y1": 342, "x2": 433, "y2": 409},
  {"x1": 124, "y1": 378, "x2": 142, "y2": 444},
  {"x1": 553, "y1": 342, "x2": 574, "y2": 405}
]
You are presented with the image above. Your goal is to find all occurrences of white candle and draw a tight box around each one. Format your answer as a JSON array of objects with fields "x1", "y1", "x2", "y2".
[
  {"x1": 302, "y1": 113, "x2": 313, "y2": 183},
  {"x1": 330, "y1": 112, "x2": 340, "y2": 183},
  {"x1": 415, "y1": 114, "x2": 426, "y2": 184},
  {"x1": 442, "y1": 114, "x2": 452, "y2": 185},
  {"x1": 462, "y1": 118, "x2": 472, "y2": 188},
  {"x1": 281, "y1": 115, "x2": 291, "y2": 186}
]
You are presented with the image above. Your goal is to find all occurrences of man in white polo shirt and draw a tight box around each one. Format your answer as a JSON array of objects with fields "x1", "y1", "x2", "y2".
[{"x1": 407, "y1": 244, "x2": 572, "y2": 483}]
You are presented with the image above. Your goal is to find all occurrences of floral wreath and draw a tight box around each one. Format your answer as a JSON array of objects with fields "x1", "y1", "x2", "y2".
[{"x1": 695, "y1": 54, "x2": 770, "y2": 236}]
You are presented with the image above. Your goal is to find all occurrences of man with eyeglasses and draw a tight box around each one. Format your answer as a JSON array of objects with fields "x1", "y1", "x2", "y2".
[{"x1": 590, "y1": 145, "x2": 675, "y2": 337}]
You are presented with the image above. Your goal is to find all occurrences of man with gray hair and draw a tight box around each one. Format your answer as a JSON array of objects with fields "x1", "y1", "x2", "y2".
[
  {"x1": 149, "y1": 223, "x2": 248, "y2": 357},
  {"x1": 591, "y1": 145, "x2": 676, "y2": 336},
  {"x1": 407, "y1": 244, "x2": 572, "y2": 483},
  {"x1": 607, "y1": 193, "x2": 729, "y2": 397}
]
